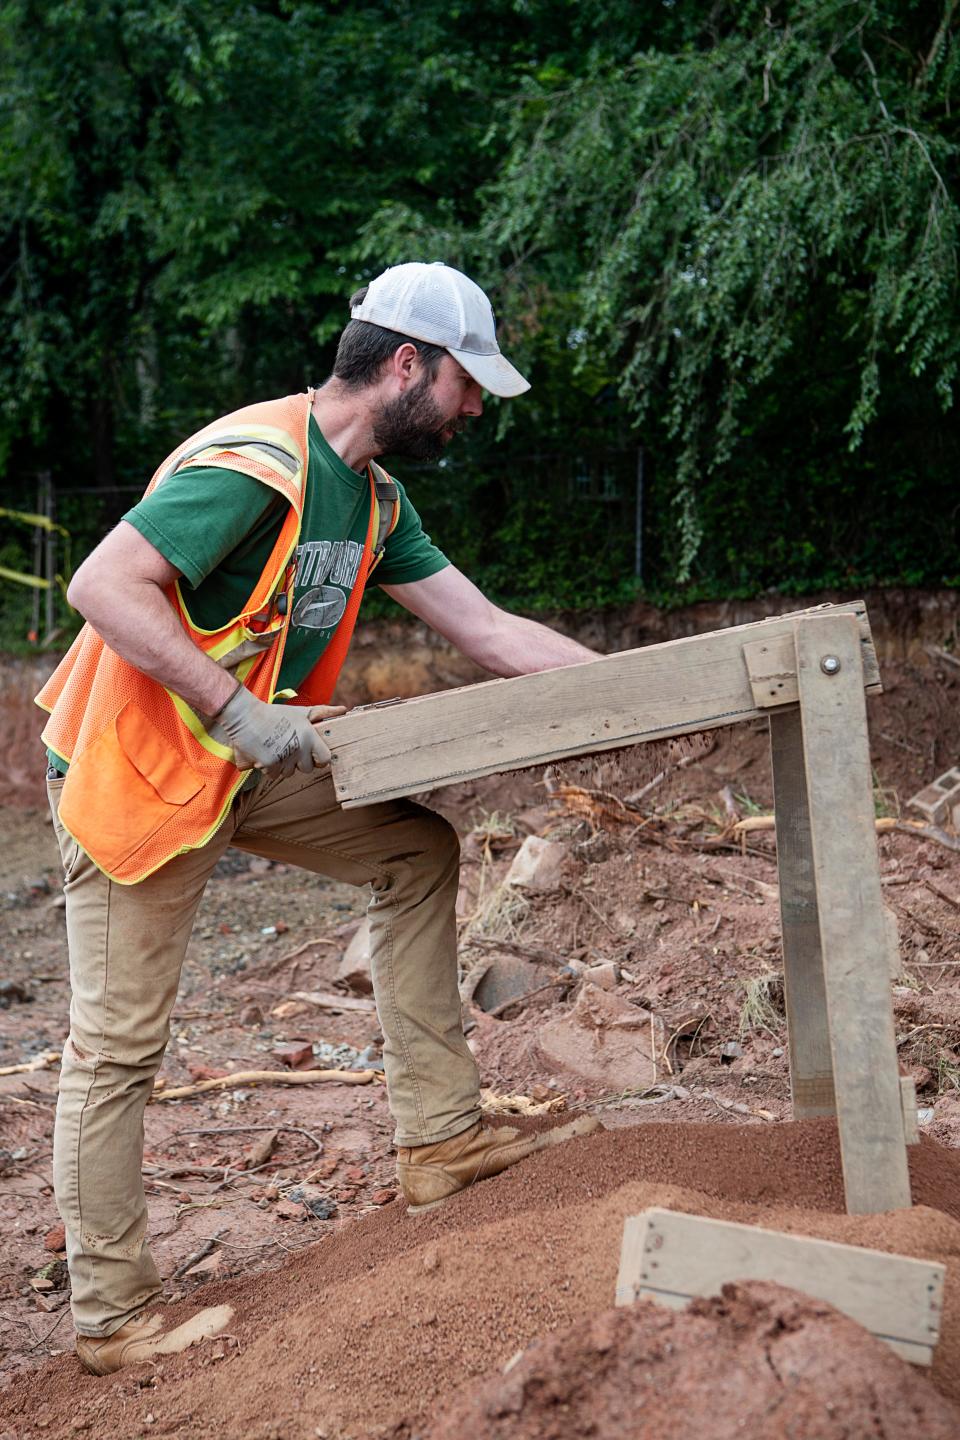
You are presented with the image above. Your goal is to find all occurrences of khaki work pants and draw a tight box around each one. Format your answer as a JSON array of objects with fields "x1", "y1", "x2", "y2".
[{"x1": 47, "y1": 767, "x2": 480, "y2": 1337}]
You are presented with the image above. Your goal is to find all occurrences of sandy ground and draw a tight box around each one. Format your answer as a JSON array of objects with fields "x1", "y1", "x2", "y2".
[{"x1": 1, "y1": 622, "x2": 959, "y2": 1436}]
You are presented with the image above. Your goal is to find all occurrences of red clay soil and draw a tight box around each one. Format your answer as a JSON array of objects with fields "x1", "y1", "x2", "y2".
[
  {"x1": 385, "y1": 1282, "x2": 960, "y2": 1440},
  {"x1": 3, "y1": 1120, "x2": 960, "y2": 1440}
]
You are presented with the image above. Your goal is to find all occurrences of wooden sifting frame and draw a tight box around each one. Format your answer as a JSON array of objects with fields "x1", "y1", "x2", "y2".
[
  {"x1": 615, "y1": 1209, "x2": 944, "y2": 1364},
  {"x1": 324, "y1": 601, "x2": 913, "y2": 1214}
]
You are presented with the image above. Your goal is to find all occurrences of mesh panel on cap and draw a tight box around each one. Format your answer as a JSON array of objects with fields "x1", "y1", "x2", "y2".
[{"x1": 397, "y1": 268, "x2": 464, "y2": 345}]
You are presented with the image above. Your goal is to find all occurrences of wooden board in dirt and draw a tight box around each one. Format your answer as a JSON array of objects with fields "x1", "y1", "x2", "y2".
[
  {"x1": 616, "y1": 1208, "x2": 945, "y2": 1366},
  {"x1": 324, "y1": 601, "x2": 881, "y2": 808}
]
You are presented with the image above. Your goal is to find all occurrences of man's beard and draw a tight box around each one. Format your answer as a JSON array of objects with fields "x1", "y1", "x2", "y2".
[{"x1": 371, "y1": 373, "x2": 466, "y2": 461}]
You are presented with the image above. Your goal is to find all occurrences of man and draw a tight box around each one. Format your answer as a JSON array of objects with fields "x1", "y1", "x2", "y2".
[{"x1": 37, "y1": 262, "x2": 600, "y2": 1375}]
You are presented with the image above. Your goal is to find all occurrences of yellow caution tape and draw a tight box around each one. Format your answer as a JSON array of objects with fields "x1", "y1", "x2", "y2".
[
  {"x1": 0, "y1": 506, "x2": 73, "y2": 602},
  {"x1": 0, "y1": 563, "x2": 51, "y2": 589},
  {"x1": 0, "y1": 505, "x2": 70, "y2": 537}
]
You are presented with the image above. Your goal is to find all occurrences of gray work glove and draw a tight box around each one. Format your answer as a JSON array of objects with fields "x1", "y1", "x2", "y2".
[{"x1": 207, "y1": 685, "x2": 346, "y2": 779}]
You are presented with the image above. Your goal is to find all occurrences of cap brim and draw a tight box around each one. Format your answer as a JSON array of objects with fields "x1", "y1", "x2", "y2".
[{"x1": 448, "y1": 347, "x2": 531, "y2": 398}]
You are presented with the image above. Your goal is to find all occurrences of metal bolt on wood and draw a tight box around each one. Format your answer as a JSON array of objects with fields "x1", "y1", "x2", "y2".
[{"x1": 820, "y1": 655, "x2": 841, "y2": 674}]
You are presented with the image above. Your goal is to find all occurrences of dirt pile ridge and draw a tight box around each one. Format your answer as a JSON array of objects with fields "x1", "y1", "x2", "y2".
[
  {"x1": 385, "y1": 1281, "x2": 960, "y2": 1440},
  {"x1": 3, "y1": 1120, "x2": 960, "y2": 1440}
]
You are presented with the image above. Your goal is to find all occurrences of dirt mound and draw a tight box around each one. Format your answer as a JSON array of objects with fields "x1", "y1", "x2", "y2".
[
  {"x1": 387, "y1": 1281, "x2": 960, "y2": 1440},
  {"x1": 4, "y1": 1121, "x2": 960, "y2": 1440}
]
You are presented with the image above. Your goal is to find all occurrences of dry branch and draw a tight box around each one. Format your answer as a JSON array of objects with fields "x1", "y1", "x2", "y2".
[
  {"x1": 895, "y1": 820, "x2": 960, "y2": 852},
  {"x1": 924, "y1": 645, "x2": 960, "y2": 671},
  {"x1": 731, "y1": 815, "x2": 900, "y2": 838},
  {"x1": 151, "y1": 1068, "x2": 375, "y2": 1102},
  {"x1": 292, "y1": 990, "x2": 377, "y2": 1013},
  {"x1": 171, "y1": 1229, "x2": 229, "y2": 1280},
  {"x1": 0, "y1": 1050, "x2": 60, "y2": 1078},
  {"x1": 925, "y1": 878, "x2": 960, "y2": 911}
]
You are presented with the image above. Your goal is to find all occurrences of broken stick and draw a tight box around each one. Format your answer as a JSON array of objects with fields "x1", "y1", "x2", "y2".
[
  {"x1": 151, "y1": 1068, "x2": 375, "y2": 1102},
  {"x1": 292, "y1": 990, "x2": 377, "y2": 1013},
  {"x1": 172, "y1": 1229, "x2": 229, "y2": 1281},
  {"x1": 732, "y1": 815, "x2": 899, "y2": 837},
  {"x1": 0, "y1": 1050, "x2": 61, "y2": 1078}
]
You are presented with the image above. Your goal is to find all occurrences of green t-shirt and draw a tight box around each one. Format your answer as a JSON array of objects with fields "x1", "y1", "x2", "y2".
[{"x1": 122, "y1": 414, "x2": 449, "y2": 695}]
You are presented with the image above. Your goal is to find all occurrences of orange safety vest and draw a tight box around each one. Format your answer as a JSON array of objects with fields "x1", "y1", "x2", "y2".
[{"x1": 35, "y1": 390, "x2": 399, "y2": 885}]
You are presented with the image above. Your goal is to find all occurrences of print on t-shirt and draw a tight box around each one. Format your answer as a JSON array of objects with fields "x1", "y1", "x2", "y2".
[{"x1": 291, "y1": 538, "x2": 365, "y2": 631}]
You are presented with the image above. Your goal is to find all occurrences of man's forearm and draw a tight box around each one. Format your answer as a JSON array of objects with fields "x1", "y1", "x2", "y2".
[
  {"x1": 475, "y1": 609, "x2": 599, "y2": 678},
  {"x1": 68, "y1": 570, "x2": 238, "y2": 716}
]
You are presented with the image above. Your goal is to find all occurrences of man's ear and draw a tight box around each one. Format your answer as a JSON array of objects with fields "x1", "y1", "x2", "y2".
[{"x1": 391, "y1": 342, "x2": 420, "y2": 389}]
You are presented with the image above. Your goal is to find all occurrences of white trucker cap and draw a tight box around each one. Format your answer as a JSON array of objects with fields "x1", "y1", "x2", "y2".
[{"x1": 350, "y1": 261, "x2": 530, "y2": 398}]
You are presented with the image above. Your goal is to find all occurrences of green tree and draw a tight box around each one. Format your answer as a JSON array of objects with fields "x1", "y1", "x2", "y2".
[{"x1": 1, "y1": 0, "x2": 957, "y2": 627}]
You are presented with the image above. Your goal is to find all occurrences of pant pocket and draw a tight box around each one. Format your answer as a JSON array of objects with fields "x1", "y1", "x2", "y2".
[
  {"x1": 58, "y1": 700, "x2": 204, "y2": 874},
  {"x1": 47, "y1": 776, "x2": 81, "y2": 877}
]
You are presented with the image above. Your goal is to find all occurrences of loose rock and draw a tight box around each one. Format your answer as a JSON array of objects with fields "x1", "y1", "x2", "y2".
[
  {"x1": 505, "y1": 836, "x2": 568, "y2": 892},
  {"x1": 535, "y1": 984, "x2": 663, "y2": 1090},
  {"x1": 336, "y1": 918, "x2": 373, "y2": 995}
]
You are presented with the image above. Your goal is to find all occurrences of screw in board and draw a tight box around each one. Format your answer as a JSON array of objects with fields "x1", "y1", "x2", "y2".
[{"x1": 820, "y1": 655, "x2": 841, "y2": 675}]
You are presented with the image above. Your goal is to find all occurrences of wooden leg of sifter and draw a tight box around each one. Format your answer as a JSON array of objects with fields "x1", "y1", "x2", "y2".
[
  {"x1": 770, "y1": 705, "x2": 836, "y2": 1118},
  {"x1": 794, "y1": 614, "x2": 911, "y2": 1214}
]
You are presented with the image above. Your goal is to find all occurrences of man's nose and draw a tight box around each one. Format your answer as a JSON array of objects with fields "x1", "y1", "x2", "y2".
[{"x1": 461, "y1": 382, "x2": 483, "y2": 417}]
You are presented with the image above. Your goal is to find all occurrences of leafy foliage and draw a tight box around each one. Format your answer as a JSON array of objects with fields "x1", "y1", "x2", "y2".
[{"x1": 0, "y1": 0, "x2": 957, "y2": 631}]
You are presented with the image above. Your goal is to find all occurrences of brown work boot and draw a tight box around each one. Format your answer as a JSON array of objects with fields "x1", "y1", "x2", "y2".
[
  {"x1": 75, "y1": 1304, "x2": 234, "y2": 1375},
  {"x1": 397, "y1": 1114, "x2": 601, "y2": 1213}
]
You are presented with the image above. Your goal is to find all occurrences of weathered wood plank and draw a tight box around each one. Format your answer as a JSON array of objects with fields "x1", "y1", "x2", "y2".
[
  {"x1": 326, "y1": 602, "x2": 880, "y2": 808},
  {"x1": 795, "y1": 613, "x2": 911, "y2": 1214},
  {"x1": 616, "y1": 1209, "x2": 944, "y2": 1365},
  {"x1": 743, "y1": 634, "x2": 800, "y2": 707},
  {"x1": 769, "y1": 704, "x2": 836, "y2": 1118},
  {"x1": 900, "y1": 1075, "x2": 921, "y2": 1145}
]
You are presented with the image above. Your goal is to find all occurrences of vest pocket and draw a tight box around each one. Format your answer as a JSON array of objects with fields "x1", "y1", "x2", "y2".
[{"x1": 58, "y1": 700, "x2": 205, "y2": 877}]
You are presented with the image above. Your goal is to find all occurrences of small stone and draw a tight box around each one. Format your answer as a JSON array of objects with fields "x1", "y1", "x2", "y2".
[
  {"x1": 337, "y1": 1189, "x2": 356, "y2": 1203},
  {"x1": 583, "y1": 961, "x2": 620, "y2": 991},
  {"x1": 305, "y1": 1196, "x2": 337, "y2": 1219},
  {"x1": 185, "y1": 1252, "x2": 222, "y2": 1277},
  {"x1": 43, "y1": 1223, "x2": 65, "y2": 1253},
  {"x1": 505, "y1": 836, "x2": 568, "y2": 892},
  {"x1": 240, "y1": 1004, "x2": 264, "y2": 1026},
  {"x1": 186, "y1": 1063, "x2": 229, "y2": 1082},
  {"x1": 271, "y1": 999, "x2": 310, "y2": 1020},
  {"x1": 275, "y1": 1042, "x2": 315, "y2": 1071},
  {"x1": 345, "y1": 1166, "x2": 366, "y2": 1183},
  {"x1": 370, "y1": 1189, "x2": 395, "y2": 1206},
  {"x1": 336, "y1": 918, "x2": 373, "y2": 995},
  {"x1": 720, "y1": 1041, "x2": 743, "y2": 1061},
  {"x1": 422, "y1": 1249, "x2": 440, "y2": 1273},
  {"x1": 530, "y1": 1083, "x2": 552, "y2": 1102}
]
